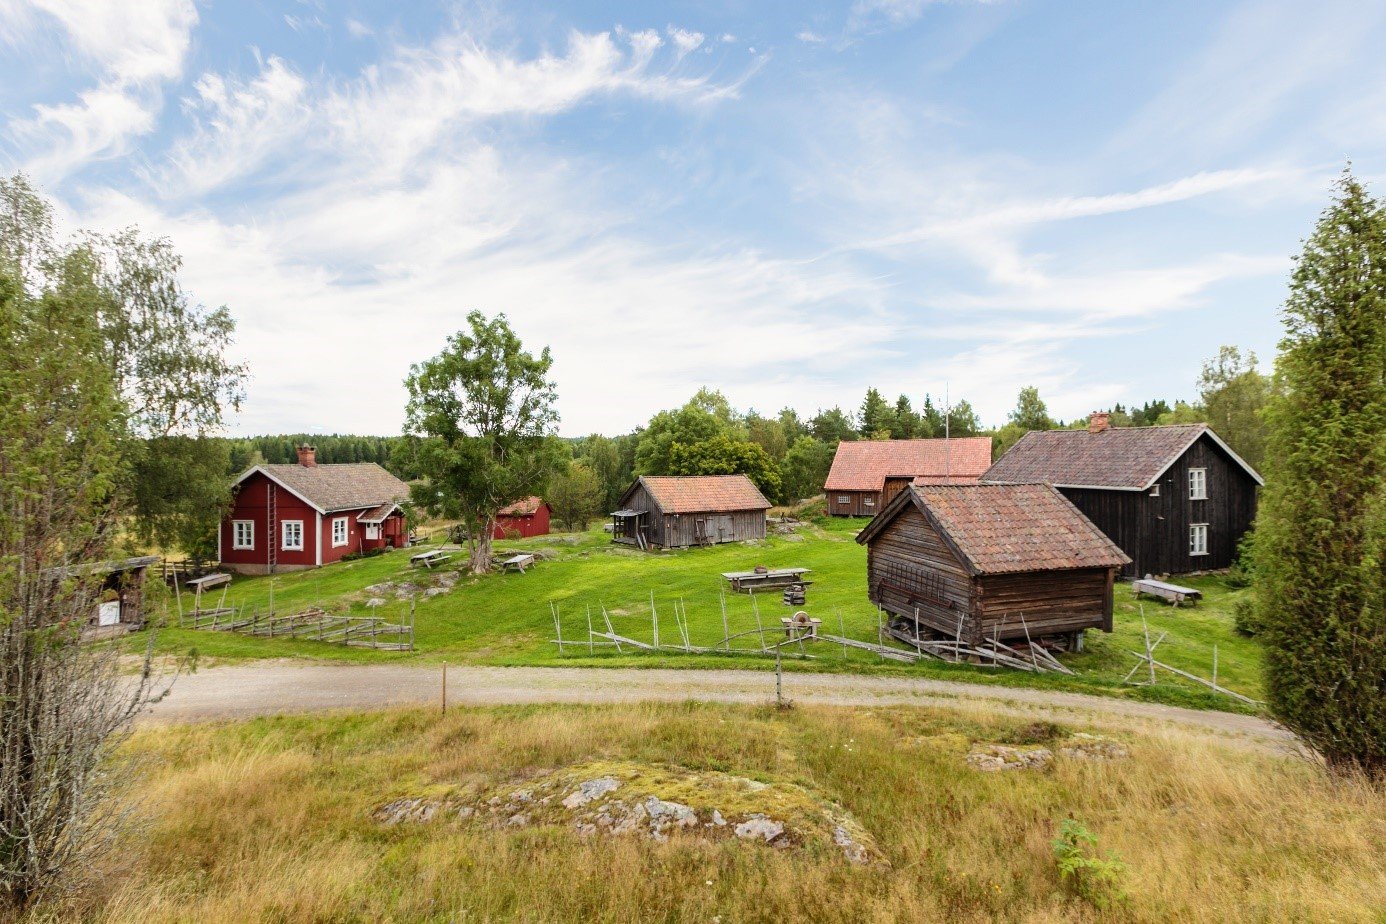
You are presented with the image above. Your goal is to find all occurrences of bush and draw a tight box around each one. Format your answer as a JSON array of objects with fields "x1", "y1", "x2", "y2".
[
  {"x1": 1232, "y1": 598, "x2": 1260, "y2": 637},
  {"x1": 1052, "y1": 819, "x2": 1127, "y2": 909}
]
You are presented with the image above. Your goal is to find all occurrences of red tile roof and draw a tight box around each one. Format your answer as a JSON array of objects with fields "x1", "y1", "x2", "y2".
[
  {"x1": 824, "y1": 438, "x2": 994, "y2": 491},
  {"x1": 498, "y1": 496, "x2": 546, "y2": 517},
  {"x1": 858, "y1": 483, "x2": 1130, "y2": 574},
  {"x1": 981, "y1": 424, "x2": 1262, "y2": 490},
  {"x1": 245, "y1": 463, "x2": 410, "y2": 513},
  {"x1": 629, "y1": 475, "x2": 771, "y2": 514}
]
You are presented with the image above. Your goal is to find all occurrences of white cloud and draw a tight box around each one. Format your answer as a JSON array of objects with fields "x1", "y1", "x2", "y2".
[
  {"x1": 666, "y1": 26, "x2": 704, "y2": 57},
  {"x1": 850, "y1": 0, "x2": 999, "y2": 31},
  {"x1": 345, "y1": 18, "x2": 373, "y2": 38},
  {"x1": 0, "y1": 0, "x2": 197, "y2": 179},
  {"x1": 796, "y1": 30, "x2": 826, "y2": 44}
]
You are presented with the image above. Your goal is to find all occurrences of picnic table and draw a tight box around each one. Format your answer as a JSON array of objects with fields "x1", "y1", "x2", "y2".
[
  {"x1": 721, "y1": 567, "x2": 812, "y2": 594},
  {"x1": 185, "y1": 572, "x2": 231, "y2": 591},
  {"x1": 410, "y1": 549, "x2": 452, "y2": 569},
  {"x1": 500, "y1": 553, "x2": 536, "y2": 574},
  {"x1": 1132, "y1": 576, "x2": 1202, "y2": 606}
]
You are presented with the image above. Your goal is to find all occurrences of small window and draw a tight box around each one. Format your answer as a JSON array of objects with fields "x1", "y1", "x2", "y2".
[
  {"x1": 1149, "y1": 484, "x2": 1160, "y2": 497},
  {"x1": 332, "y1": 517, "x2": 348, "y2": 547},
  {"x1": 864, "y1": 497, "x2": 875, "y2": 507},
  {"x1": 1190, "y1": 524, "x2": 1208, "y2": 556},
  {"x1": 233, "y1": 520, "x2": 254, "y2": 550},
  {"x1": 1188, "y1": 468, "x2": 1207, "y2": 500},
  {"x1": 837, "y1": 495, "x2": 850, "y2": 504},
  {"x1": 282, "y1": 520, "x2": 303, "y2": 551},
  {"x1": 365, "y1": 524, "x2": 381, "y2": 540}
]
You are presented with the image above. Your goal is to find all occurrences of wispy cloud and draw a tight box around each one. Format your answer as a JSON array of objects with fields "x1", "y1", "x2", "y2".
[{"x1": 0, "y1": 0, "x2": 197, "y2": 179}]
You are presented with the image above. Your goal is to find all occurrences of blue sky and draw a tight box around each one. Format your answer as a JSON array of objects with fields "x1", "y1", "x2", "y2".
[{"x1": 3, "y1": 0, "x2": 1384, "y2": 436}]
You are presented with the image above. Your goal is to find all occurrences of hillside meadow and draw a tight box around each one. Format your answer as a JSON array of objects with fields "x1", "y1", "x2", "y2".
[
  {"x1": 35, "y1": 701, "x2": 1385, "y2": 923},
  {"x1": 137, "y1": 517, "x2": 1265, "y2": 711}
]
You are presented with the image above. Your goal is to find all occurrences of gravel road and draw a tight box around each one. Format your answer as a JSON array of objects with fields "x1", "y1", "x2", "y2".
[{"x1": 138, "y1": 661, "x2": 1292, "y2": 749}]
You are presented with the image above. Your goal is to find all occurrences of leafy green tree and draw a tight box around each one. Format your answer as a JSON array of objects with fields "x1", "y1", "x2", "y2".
[
  {"x1": 1254, "y1": 170, "x2": 1385, "y2": 779},
  {"x1": 577, "y1": 433, "x2": 631, "y2": 511},
  {"x1": 859, "y1": 387, "x2": 895, "y2": 439},
  {"x1": 546, "y1": 460, "x2": 603, "y2": 531},
  {"x1": 1008, "y1": 386, "x2": 1055, "y2": 431},
  {"x1": 1198, "y1": 346, "x2": 1275, "y2": 469},
  {"x1": 634, "y1": 389, "x2": 742, "y2": 475},
  {"x1": 746, "y1": 412, "x2": 789, "y2": 461},
  {"x1": 776, "y1": 407, "x2": 806, "y2": 445},
  {"x1": 1135, "y1": 399, "x2": 1171, "y2": 426},
  {"x1": 946, "y1": 399, "x2": 982, "y2": 437},
  {"x1": 809, "y1": 406, "x2": 857, "y2": 443},
  {"x1": 668, "y1": 434, "x2": 782, "y2": 500},
  {"x1": 1, "y1": 174, "x2": 247, "y2": 554},
  {"x1": 1155, "y1": 401, "x2": 1206, "y2": 426},
  {"x1": 781, "y1": 436, "x2": 836, "y2": 503},
  {"x1": 991, "y1": 423, "x2": 1028, "y2": 458},
  {"x1": 404, "y1": 311, "x2": 563, "y2": 574},
  {"x1": 890, "y1": 394, "x2": 922, "y2": 439}
]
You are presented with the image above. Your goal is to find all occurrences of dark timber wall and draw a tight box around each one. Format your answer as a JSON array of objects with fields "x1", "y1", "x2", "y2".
[
  {"x1": 865, "y1": 504, "x2": 1113, "y2": 643},
  {"x1": 1059, "y1": 433, "x2": 1258, "y2": 578},
  {"x1": 827, "y1": 490, "x2": 881, "y2": 517},
  {"x1": 617, "y1": 481, "x2": 767, "y2": 549}
]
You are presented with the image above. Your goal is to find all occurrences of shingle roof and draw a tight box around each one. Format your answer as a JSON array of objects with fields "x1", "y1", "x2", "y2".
[
  {"x1": 357, "y1": 502, "x2": 402, "y2": 523},
  {"x1": 498, "y1": 496, "x2": 546, "y2": 517},
  {"x1": 858, "y1": 483, "x2": 1130, "y2": 574},
  {"x1": 983, "y1": 424, "x2": 1235, "y2": 490},
  {"x1": 628, "y1": 475, "x2": 771, "y2": 514},
  {"x1": 248, "y1": 463, "x2": 410, "y2": 513},
  {"x1": 824, "y1": 438, "x2": 994, "y2": 491}
]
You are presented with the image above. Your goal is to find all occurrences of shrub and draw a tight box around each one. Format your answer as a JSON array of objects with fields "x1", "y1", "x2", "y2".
[
  {"x1": 1232, "y1": 598, "x2": 1260, "y2": 637},
  {"x1": 1052, "y1": 819, "x2": 1127, "y2": 909}
]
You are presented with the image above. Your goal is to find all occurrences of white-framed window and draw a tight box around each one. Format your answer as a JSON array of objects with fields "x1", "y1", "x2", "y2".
[
  {"x1": 1149, "y1": 484, "x2": 1161, "y2": 497},
  {"x1": 281, "y1": 520, "x2": 303, "y2": 551},
  {"x1": 1188, "y1": 468, "x2": 1207, "y2": 500},
  {"x1": 864, "y1": 497, "x2": 875, "y2": 507},
  {"x1": 838, "y1": 495, "x2": 850, "y2": 504},
  {"x1": 332, "y1": 517, "x2": 349, "y2": 547},
  {"x1": 365, "y1": 524, "x2": 380, "y2": 540},
  {"x1": 232, "y1": 520, "x2": 254, "y2": 550},
  {"x1": 1190, "y1": 524, "x2": 1208, "y2": 556}
]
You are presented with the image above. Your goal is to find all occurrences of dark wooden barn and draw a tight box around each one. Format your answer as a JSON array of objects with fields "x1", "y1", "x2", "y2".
[
  {"x1": 981, "y1": 413, "x2": 1263, "y2": 578},
  {"x1": 857, "y1": 483, "x2": 1130, "y2": 647},
  {"x1": 611, "y1": 475, "x2": 770, "y2": 549},
  {"x1": 823, "y1": 437, "x2": 993, "y2": 516}
]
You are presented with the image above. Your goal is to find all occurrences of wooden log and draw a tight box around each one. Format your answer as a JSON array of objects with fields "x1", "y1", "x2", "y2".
[{"x1": 1126, "y1": 652, "x2": 1261, "y2": 705}]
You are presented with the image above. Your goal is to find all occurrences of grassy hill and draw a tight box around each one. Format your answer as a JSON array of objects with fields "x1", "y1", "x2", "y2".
[
  {"x1": 140, "y1": 518, "x2": 1265, "y2": 711},
  {"x1": 57, "y1": 702, "x2": 1385, "y2": 922}
]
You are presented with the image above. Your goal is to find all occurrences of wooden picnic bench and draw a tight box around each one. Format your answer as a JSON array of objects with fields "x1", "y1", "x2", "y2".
[
  {"x1": 1132, "y1": 576, "x2": 1202, "y2": 606},
  {"x1": 721, "y1": 568, "x2": 812, "y2": 594},
  {"x1": 501, "y1": 553, "x2": 536, "y2": 574},
  {"x1": 410, "y1": 549, "x2": 452, "y2": 569}
]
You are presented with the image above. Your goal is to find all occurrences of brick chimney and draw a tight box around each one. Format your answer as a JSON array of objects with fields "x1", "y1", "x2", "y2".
[
  {"x1": 1088, "y1": 412, "x2": 1110, "y2": 434},
  {"x1": 296, "y1": 444, "x2": 317, "y2": 467}
]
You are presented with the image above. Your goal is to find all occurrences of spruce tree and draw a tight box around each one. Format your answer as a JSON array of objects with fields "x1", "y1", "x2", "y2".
[{"x1": 1254, "y1": 169, "x2": 1385, "y2": 778}]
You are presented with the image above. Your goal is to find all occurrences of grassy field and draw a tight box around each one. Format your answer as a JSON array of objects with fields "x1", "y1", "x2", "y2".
[
  {"x1": 137, "y1": 517, "x2": 1266, "y2": 711},
  {"x1": 47, "y1": 701, "x2": 1385, "y2": 923}
]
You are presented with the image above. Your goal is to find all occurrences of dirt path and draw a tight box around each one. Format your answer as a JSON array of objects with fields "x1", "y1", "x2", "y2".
[{"x1": 138, "y1": 661, "x2": 1292, "y2": 749}]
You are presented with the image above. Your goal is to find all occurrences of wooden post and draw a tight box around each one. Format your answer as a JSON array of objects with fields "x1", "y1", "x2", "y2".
[
  {"x1": 268, "y1": 578, "x2": 275, "y2": 618},
  {"x1": 774, "y1": 646, "x2": 783, "y2": 707},
  {"x1": 410, "y1": 597, "x2": 416, "y2": 652},
  {"x1": 441, "y1": 661, "x2": 447, "y2": 715},
  {"x1": 601, "y1": 604, "x2": 623, "y2": 654},
  {"x1": 1212, "y1": 644, "x2": 1219, "y2": 694},
  {"x1": 751, "y1": 593, "x2": 766, "y2": 651},
  {"x1": 1141, "y1": 606, "x2": 1156, "y2": 685},
  {"x1": 551, "y1": 603, "x2": 564, "y2": 655},
  {"x1": 586, "y1": 604, "x2": 594, "y2": 655},
  {"x1": 719, "y1": 588, "x2": 730, "y2": 651},
  {"x1": 877, "y1": 606, "x2": 885, "y2": 661},
  {"x1": 837, "y1": 608, "x2": 848, "y2": 661},
  {"x1": 1019, "y1": 613, "x2": 1039, "y2": 671},
  {"x1": 650, "y1": 591, "x2": 659, "y2": 649}
]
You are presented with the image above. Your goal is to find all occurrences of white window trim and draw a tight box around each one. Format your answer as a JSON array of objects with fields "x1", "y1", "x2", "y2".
[
  {"x1": 1190, "y1": 523, "x2": 1209, "y2": 556},
  {"x1": 837, "y1": 495, "x2": 850, "y2": 504},
  {"x1": 281, "y1": 519, "x2": 304, "y2": 551},
  {"x1": 1149, "y1": 484, "x2": 1160, "y2": 497},
  {"x1": 232, "y1": 519, "x2": 254, "y2": 550},
  {"x1": 331, "y1": 516, "x2": 349, "y2": 548},
  {"x1": 864, "y1": 497, "x2": 876, "y2": 507},
  {"x1": 1188, "y1": 468, "x2": 1208, "y2": 500}
]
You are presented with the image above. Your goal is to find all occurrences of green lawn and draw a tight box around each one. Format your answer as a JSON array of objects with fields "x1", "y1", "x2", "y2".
[{"x1": 138, "y1": 517, "x2": 1266, "y2": 711}]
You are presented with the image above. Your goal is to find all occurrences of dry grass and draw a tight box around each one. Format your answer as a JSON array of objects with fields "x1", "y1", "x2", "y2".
[{"x1": 36, "y1": 703, "x2": 1386, "y2": 923}]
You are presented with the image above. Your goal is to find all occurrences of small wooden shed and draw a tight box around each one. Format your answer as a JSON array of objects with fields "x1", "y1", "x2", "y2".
[
  {"x1": 611, "y1": 475, "x2": 770, "y2": 549},
  {"x1": 856, "y1": 483, "x2": 1129, "y2": 647}
]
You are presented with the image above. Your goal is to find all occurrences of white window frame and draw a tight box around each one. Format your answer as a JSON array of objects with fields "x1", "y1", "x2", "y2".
[
  {"x1": 1188, "y1": 468, "x2": 1207, "y2": 500},
  {"x1": 365, "y1": 524, "x2": 380, "y2": 540},
  {"x1": 837, "y1": 495, "x2": 850, "y2": 504},
  {"x1": 281, "y1": 519, "x2": 303, "y2": 551},
  {"x1": 1189, "y1": 523, "x2": 1208, "y2": 556},
  {"x1": 1149, "y1": 484, "x2": 1160, "y2": 497},
  {"x1": 331, "y1": 516, "x2": 349, "y2": 547},
  {"x1": 864, "y1": 497, "x2": 876, "y2": 507},
  {"x1": 232, "y1": 520, "x2": 254, "y2": 550}
]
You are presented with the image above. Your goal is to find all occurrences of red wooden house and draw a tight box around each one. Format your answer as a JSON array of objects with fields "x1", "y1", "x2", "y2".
[
  {"x1": 493, "y1": 496, "x2": 552, "y2": 539},
  {"x1": 219, "y1": 445, "x2": 411, "y2": 574}
]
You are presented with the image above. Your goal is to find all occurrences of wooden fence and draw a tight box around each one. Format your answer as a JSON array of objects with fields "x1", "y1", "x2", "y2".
[{"x1": 179, "y1": 604, "x2": 414, "y2": 651}]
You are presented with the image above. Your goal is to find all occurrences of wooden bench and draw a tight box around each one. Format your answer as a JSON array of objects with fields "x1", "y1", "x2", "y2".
[
  {"x1": 410, "y1": 550, "x2": 452, "y2": 569},
  {"x1": 1132, "y1": 577, "x2": 1202, "y2": 606},
  {"x1": 501, "y1": 553, "x2": 536, "y2": 574},
  {"x1": 721, "y1": 568, "x2": 811, "y2": 593}
]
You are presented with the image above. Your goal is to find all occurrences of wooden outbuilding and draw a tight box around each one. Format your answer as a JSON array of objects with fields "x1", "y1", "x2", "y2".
[
  {"x1": 856, "y1": 483, "x2": 1130, "y2": 647},
  {"x1": 982, "y1": 414, "x2": 1263, "y2": 577},
  {"x1": 493, "y1": 496, "x2": 551, "y2": 539},
  {"x1": 824, "y1": 437, "x2": 993, "y2": 516},
  {"x1": 611, "y1": 475, "x2": 770, "y2": 549}
]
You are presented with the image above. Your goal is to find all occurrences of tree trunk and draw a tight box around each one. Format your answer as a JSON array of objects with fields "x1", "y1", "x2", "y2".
[{"x1": 470, "y1": 518, "x2": 496, "y2": 574}]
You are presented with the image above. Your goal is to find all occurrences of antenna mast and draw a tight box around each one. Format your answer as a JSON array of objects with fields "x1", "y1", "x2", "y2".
[{"x1": 944, "y1": 383, "x2": 951, "y2": 484}]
